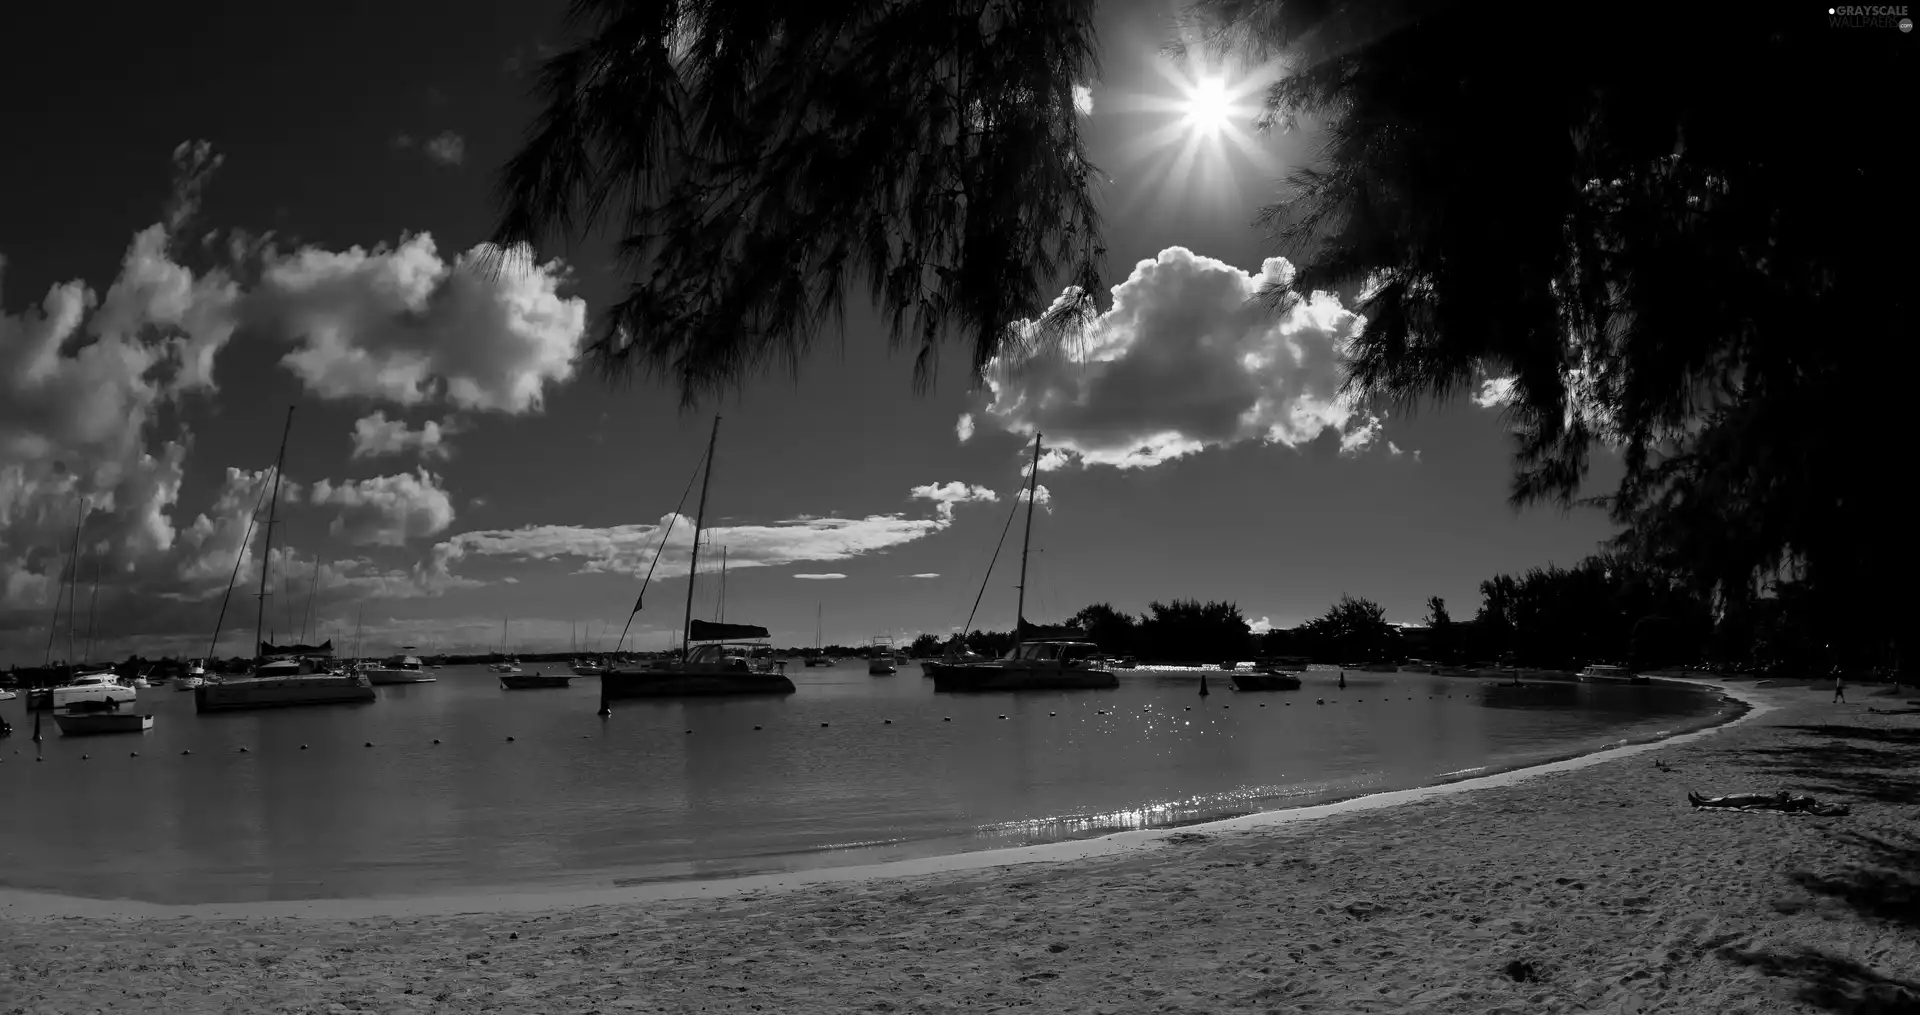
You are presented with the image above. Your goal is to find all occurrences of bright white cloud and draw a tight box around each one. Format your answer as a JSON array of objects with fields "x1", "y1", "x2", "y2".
[
  {"x1": 1250, "y1": 616, "x2": 1273, "y2": 635},
  {"x1": 955, "y1": 413, "x2": 975, "y2": 442},
  {"x1": 350, "y1": 412, "x2": 454, "y2": 460},
  {"x1": 1073, "y1": 84, "x2": 1095, "y2": 115},
  {"x1": 793, "y1": 573, "x2": 846, "y2": 580},
  {"x1": 423, "y1": 131, "x2": 466, "y2": 167},
  {"x1": 1015, "y1": 484, "x2": 1053, "y2": 513},
  {"x1": 1019, "y1": 448, "x2": 1073, "y2": 476},
  {"x1": 309, "y1": 470, "x2": 456, "y2": 547},
  {"x1": 907, "y1": 573, "x2": 940, "y2": 579},
  {"x1": 974, "y1": 247, "x2": 1384, "y2": 468},
  {"x1": 1472, "y1": 375, "x2": 1517, "y2": 409},
  {"x1": 251, "y1": 233, "x2": 587, "y2": 415},
  {"x1": 908, "y1": 481, "x2": 999, "y2": 520}
]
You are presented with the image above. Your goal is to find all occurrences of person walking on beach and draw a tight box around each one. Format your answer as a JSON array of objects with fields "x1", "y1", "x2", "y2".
[{"x1": 1833, "y1": 672, "x2": 1846, "y2": 703}]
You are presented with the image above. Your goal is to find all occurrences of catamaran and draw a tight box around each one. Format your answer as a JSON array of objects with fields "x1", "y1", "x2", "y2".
[
  {"x1": 600, "y1": 416, "x2": 796, "y2": 699},
  {"x1": 926, "y1": 433, "x2": 1118, "y2": 693},
  {"x1": 194, "y1": 407, "x2": 376, "y2": 713}
]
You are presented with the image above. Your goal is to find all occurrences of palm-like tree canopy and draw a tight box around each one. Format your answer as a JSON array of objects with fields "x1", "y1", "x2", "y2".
[{"x1": 493, "y1": 0, "x2": 1104, "y2": 404}]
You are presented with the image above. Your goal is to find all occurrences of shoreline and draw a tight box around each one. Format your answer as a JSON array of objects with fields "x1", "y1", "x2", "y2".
[{"x1": 0, "y1": 678, "x2": 1758, "y2": 922}]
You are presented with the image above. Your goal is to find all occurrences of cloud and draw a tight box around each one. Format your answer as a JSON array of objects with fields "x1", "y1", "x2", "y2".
[
  {"x1": 907, "y1": 572, "x2": 940, "y2": 578},
  {"x1": 793, "y1": 573, "x2": 846, "y2": 580},
  {"x1": 908, "y1": 481, "x2": 999, "y2": 520},
  {"x1": 1073, "y1": 84, "x2": 1095, "y2": 116},
  {"x1": 309, "y1": 470, "x2": 456, "y2": 547},
  {"x1": 1250, "y1": 616, "x2": 1273, "y2": 634},
  {"x1": 1387, "y1": 441, "x2": 1421, "y2": 462},
  {"x1": 428, "y1": 490, "x2": 976, "y2": 586},
  {"x1": 1015, "y1": 484, "x2": 1053, "y2": 513},
  {"x1": 973, "y1": 247, "x2": 1383, "y2": 468},
  {"x1": 422, "y1": 132, "x2": 465, "y2": 167},
  {"x1": 1018, "y1": 448, "x2": 1073, "y2": 476},
  {"x1": 249, "y1": 233, "x2": 587, "y2": 415},
  {"x1": 955, "y1": 413, "x2": 975, "y2": 442},
  {"x1": 1472, "y1": 375, "x2": 1517, "y2": 409},
  {"x1": 350, "y1": 412, "x2": 454, "y2": 460}
]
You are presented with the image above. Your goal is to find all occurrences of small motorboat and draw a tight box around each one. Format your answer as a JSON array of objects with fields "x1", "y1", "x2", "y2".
[{"x1": 501, "y1": 671, "x2": 571, "y2": 690}]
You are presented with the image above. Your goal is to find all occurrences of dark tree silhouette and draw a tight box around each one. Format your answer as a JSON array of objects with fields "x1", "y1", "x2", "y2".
[
  {"x1": 1301, "y1": 594, "x2": 1397, "y2": 662},
  {"x1": 492, "y1": 0, "x2": 1104, "y2": 404},
  {"x1": 1069, "y1": 602, "x2": 1138, "y2": 654}
]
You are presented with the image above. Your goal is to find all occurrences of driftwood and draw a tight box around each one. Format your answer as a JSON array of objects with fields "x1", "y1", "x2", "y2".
[{"x1": 1688, "y1": 791, "x2": 1851, "y2": 816}]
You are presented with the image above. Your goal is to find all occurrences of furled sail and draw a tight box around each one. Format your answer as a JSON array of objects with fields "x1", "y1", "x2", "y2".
[
  {"x1": 687, "y1": 620, "x2": 769, "y2": 642},
  {"x1": 259, "y1": 639, "x2": 335, "y2": 657}
]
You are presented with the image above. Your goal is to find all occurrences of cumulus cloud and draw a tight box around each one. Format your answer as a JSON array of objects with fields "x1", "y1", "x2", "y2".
[
  {"x1": 908, "y1": 481, "x2": 999, "y2": 520},
  {"x1": 955, "y1": 413, "x2": 975, "y2": 442},
  {"x1": 350, "y1": 412, "x2": 454, "y2": 460},
  {"x1": 793, "y1": 573, "x2": 846, "y2": 580},
  {"x1": 1015, "y1": 484, "x2": 1053, "y2": 513},
  {"x1": 423, "y1": 131, "x2": 466, "y2": 167},
  {"x1": 309, "y1": 470, "x2": 456, "y2": 547},
  {"x1": 972, "y1": 246, "x2": 1384, "y2": 468},
  {"x1": 1472, "y1": 375, "x2": 1517, "y2": 409},
  {"x1": 1018, "y1": 448, "x2": 1073, "y2": 476},
  {"x1": 250, "y1": 233, "x2": 587, "y2": 415},
  {"x1": 1250, "y1": 616, "x2": 1273, "y2": 634}
]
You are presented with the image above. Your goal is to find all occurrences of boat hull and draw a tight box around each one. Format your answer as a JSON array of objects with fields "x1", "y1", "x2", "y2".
[
  {"x1": 54, "y1": 712, "x2": 155, "y2": 735},
  {"x1": 365, "y1": 670, "x2": 437, "y2": 685},
  {"x1": 194, "y1": 674, "x2": 376, "y2": 712},
  {"x1": 501, "y1": 673, "x2": 572, "y2": 689},
  {"x1": 928, "y1": 663, "x2": 1119, "y2": 692},
  {"x1": 600, "y1": 669, "x2": 796, "y2": 698},
  {"x1": 1231, "y1": 672, "x2": 1304, "y2": 691},
  {"x1": 802, "y1": 658, "x2": 834, "y2": 667}
]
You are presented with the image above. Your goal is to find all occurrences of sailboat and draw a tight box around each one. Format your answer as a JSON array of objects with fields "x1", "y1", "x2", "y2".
[
  {"x1": 195, "y1": 407, "x2": 377, "y2": 713},
  {"x1": 488, "y1": 617, "x2": 523, "y2": 673},
  {"x1": 601, "y1": 416, "x2": 796, "y2": 698},
  {"x1": 570, "y1": 622, "x2": 604, "y2": 676},
  {"x1": 804, "y1": 603, "x2": 834, "y2": 666},
  {"x1": 927, "y1": 433, "x2": 1118, "y2": 693}
]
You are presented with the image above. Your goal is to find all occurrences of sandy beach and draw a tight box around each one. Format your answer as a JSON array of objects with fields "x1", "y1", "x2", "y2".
[{"x1": 3, "y1": 679, "x2": 1915, "y2": 1014}]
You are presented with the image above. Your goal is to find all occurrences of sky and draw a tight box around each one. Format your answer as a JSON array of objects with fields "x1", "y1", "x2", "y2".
[{"x1": 0, "y1": 0, "x2": 1621, "y2": 665}]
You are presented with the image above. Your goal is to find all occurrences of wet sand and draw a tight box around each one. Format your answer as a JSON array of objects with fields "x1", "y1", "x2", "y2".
[{"x1": 3, "y1": 679, "x2": 1916, "y2": 1013}]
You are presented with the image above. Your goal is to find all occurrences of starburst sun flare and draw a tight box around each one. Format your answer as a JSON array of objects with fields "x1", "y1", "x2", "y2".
[{"x1": 1103, "y1": 55, "x2": 1281, "y2": 216}]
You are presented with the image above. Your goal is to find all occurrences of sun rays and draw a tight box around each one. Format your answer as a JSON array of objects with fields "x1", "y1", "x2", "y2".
[{"x1": 1102, "y1": 51, "x2": 1282, "y2": 219}]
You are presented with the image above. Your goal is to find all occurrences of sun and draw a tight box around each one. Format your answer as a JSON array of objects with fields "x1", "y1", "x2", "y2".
[
  {"x1": 1100, "y1": 54, "x2": 1282, "y2": 217},
  {"x1": 1182, "y1": 76, "x2": 1234, "y2": 135}
]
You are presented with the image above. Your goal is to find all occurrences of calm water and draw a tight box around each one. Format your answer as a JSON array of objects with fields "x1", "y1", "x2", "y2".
[{"x1": 0, "y1": 664, "x2": 1732, "y2": 904}]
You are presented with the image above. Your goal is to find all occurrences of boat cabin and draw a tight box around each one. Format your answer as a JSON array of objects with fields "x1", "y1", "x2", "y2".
[
  {"x1": 684, "y1": 643, "x2": 786, "y2": 673},
  {"x1": 1009, "y1": 640, "x2": 1105, "y2": 666},
  {"x1": 382, "y1": 655, "x2": 424, "y2": 670}
]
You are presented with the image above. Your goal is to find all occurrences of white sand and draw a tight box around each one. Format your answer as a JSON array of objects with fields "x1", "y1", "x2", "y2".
[{"x1": 3, "y1": 680, "x2": 1916, "y2": 1013}]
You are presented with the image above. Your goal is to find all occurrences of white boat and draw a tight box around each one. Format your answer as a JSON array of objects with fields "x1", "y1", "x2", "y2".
[
  {"x1": 365, "y1": 653, "x2": 436, "y2": 684},
  {"x1": 173, "y1": 675, "x2": 204, "y2": 691},
  {"x1": 489, "y1": 660, "x2": 523, "y2": 674},
  {"x1": 51, "y1": 672, "x2": 140, "y2": 708},
  {"x1": 570, "y1": 660, "x2": 605, "y2": 676},
  {"x1": 131, "y1": 677, "x2": 150, "y2": 688},
  {"x1": 925, "y1": 433, "x2": 1118, "y2": 693},
  {"x1": 54, "y1": 709, "x2": 155, "y2": 736},
  {"x1": 868, "y1": 638, "x2": 898, "y2": 675},
  {"x1": 0, "y1": 689, "x2": 16, "y2": 702},
  {"x1": 1578, "y1": 664, "x2": 1649, "y2": 685}
]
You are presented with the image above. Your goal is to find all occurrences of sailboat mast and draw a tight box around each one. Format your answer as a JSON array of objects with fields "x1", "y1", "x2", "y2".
[
  {"x1": 85, "y1": 550, "x2": 101, "y2": 664},
  {"x1": 253, "y1": 406, "x2": 295, "y2": 665},
  {"x1": 1013, "y1": 432, "x2": 1042, "y2": 656},
  {"x1": 66, "y1": 498, "x2": 84, "y2": 666},
  {"x1": 718, "y1": 546, "x2": 728, "y2": 624},
  {"x1": 681, "y1": 415, "x2": 721, "y2": 657}
]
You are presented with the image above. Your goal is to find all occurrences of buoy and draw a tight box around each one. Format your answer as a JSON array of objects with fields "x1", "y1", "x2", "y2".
[
  {"x1": 506, "y1": 736, "x2": 516, "y2": 742},
  {"x1": 1260, "y1": 703, "x2": 1267, "y2": 707},
  {"x1": 81, "y1": 754, "x2": 89, "y2": 760},
  {"x1": 998, "y1": 714, "x2": 1008, "y2": 720},
  {"x1": 364, "y1": 742, "x2": 374, "y2": 748},
  {"x1": 1184, "y1": 706, "x2": 1191, "y2": 711},
  {"x1": 432, "y1": 738, "x2": 441, "y2": 744},
  {"x1": 181, "y1": 749, "x2": 192, "y2": 755},
  {"x1": 129, "y1": 752, "x2": 139, "y2": 757},
  {"x1": 1048, "y1": 712, "x2": 1056, "y2": 717},
  {"x1": 1316, "y1": 699, "x2": 1324, "y2": 705},
  {"x1": 753, "y1": 725, "x2": 763, "y2": 730},
  {"x1": 821, "y1": 722, "x2": 830, "y2": 727},
  {"x1": 300, "y1": 744, "x2": 309, "y2": 750},
  {"x1": 685, "y1": 729, "x2": 693, "y2": 734},
  {"x1": 883, "y1": 719, "x2": 892, "y2": 724},
  {"x1": 238, "y1": 746, "x2": 250, "y2": 753},
  {"x1": 943, "y1": 717, "x2": 952, "y2": 722}
]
